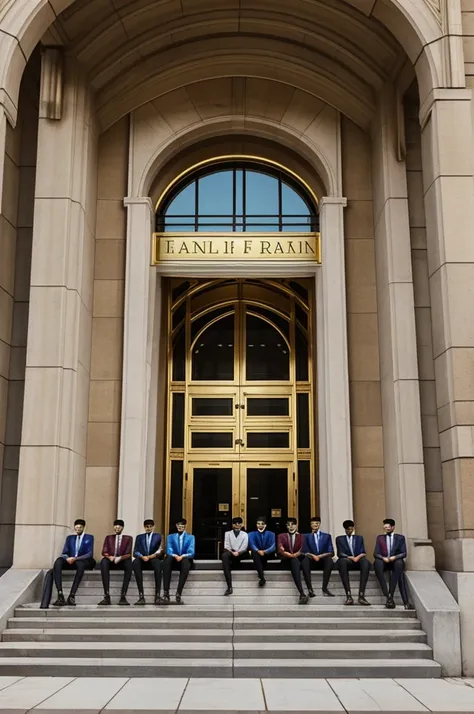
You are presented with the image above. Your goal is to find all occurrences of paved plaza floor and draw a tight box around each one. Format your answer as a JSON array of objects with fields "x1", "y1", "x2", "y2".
[{"x1": 0, "y1": 676, "x2": 472, "y2": 712}]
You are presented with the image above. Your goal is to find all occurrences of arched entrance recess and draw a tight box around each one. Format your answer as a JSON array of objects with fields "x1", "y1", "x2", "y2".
[{"x1": 157, "y1": 159, "x2": 318, "y2": 556}]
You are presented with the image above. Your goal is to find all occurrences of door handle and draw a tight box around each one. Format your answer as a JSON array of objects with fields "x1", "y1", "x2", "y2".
[
  {"x1": 235, "y1": 438, "x2": 244, "y2": 445},
  {"x1": 240, "y1": 404, "x2": 245, "y2": 409}
]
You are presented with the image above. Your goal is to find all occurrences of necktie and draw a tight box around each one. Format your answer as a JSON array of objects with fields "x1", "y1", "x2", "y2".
[
  {"x1": 348, "y1": 536, "x2": 354, "y2": 556},
  {"x1": 146, "y1": 534, "x2": 151, "y2": 555},
  {"x1": 290, "y1": 534, "x2": 295, "y2": 552},
  {"x1": 315, "y1": 532, "x2": 319, "y2": 553},
  {"x1": 178, "y1": 534, "x2": 183, "y2": 555},
  {"x1": 387, "y1": 534, "x2": 392, "y2": 557},
  {"x1": 75, "y1": 536, "x2": 80, "y2": 557},
  {"x1": 115, "y1": 535, "x2": 121, "y2": 557}
]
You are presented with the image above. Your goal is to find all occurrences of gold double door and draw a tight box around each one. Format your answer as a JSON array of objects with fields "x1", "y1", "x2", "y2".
[{"x1": 167, "y1": 278, "x2": 315, "y2": 558}]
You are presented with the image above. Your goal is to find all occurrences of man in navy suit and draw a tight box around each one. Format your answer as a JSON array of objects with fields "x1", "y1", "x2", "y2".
[
  {"x1": 374, "y1": 518, "x2": 414, "y2": 610},
  {"x1": 162, "y1": 518, "x2": 195, "y2": 604},
  {"x1": 336, "y1": 519, "x2": 371, "y2": 606},
  {"x1": 301, "y1": 516, "x2": 335, "y2": 597},
  {"x1": 52, "y1": 519, "x2": 95, "y2": 606},
  {"x1": 248, "y1": 516, "x2": 276, "y2": 587},
  {"x1": 132, "y1": 519, "x2": 164, "y2": 605}
]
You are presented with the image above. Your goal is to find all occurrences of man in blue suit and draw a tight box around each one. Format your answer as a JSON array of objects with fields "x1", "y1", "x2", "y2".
[
  {"x1": 374, "y1": 518, "x2": 414, "y2": 610},
  {"x1": 301, "y1": 516, "x2": 335, "y2": 597},
  {"x1": 132, "y1": 519, "x2": 164, "y2": 605},
  {"x1": 52, "y1": 519, "x2": 95, "y2": 606},
  {"x1": 248, "y1": 516, "x2": 276, "y2": 587},
  {"x1": 162, "y1": 518, "x2": 195, "y2": 604},
  {"x1": 336, "y1": 519, "x2": 371, "y2": 606}
]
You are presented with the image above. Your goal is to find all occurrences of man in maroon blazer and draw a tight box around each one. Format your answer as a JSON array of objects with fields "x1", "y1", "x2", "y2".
[
  {"x1": 98, "y1": 519, "x2": 133, "y2": 606},
  {"x1": 277, "y1": 517, "x2": 309, "y2": 605}
]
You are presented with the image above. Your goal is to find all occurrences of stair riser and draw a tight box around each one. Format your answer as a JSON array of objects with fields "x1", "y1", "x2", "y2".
[
  {"x1": 0, "y1": 662, "x2": 441, "y2": 677},
  {"x1": 2, "y1": 632, "x2": 427, "y2": 643},
  {"x1": 15, "y1": 607, "x2": 417, "y2": 618},
  {"x1": 40, "y1": 598, "x2": 403, "y2": 606}
]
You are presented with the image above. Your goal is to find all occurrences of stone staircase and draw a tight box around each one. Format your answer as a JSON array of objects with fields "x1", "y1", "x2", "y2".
[{"x1": 0, "y1": 565, "x2": 441, "y2": 677}]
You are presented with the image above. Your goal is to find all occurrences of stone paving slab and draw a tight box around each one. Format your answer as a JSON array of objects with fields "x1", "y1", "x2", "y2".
[{"x1": 0, "y1": 677, "x2": 470, "y2": 712}]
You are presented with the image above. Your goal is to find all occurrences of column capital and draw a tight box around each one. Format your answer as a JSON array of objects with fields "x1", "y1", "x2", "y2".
[
  {"x1": 124, "y1": 196, "x2": 154, "y2": 211},
  {"x1": 320, "y1": 196, "x2": 347, "y2": 209}
]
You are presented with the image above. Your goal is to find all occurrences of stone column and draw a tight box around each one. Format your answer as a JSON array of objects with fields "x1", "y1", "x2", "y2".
[
  {"x1": 118, "y1": 197, "x2": 158, "y2": 537},
  {"x1": 13, "y1": 59, "x2": 97, "y2": 568},
  {"x1": 372, "y1": 89, "x2": 434, "y2": 570},
  {"x1": 317, "y1": 197, "x2": 353, "y2": 536}
]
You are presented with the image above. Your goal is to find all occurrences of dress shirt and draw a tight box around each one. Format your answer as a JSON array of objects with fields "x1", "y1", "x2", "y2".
[
  {"x1": 386, "y1": 533, "x2": 393, "y2": 557},
  {"x1": 346, "y1": 535, "x2": 354, "y2": 556},
  {"x1": 146, "y1": 533, "x2": 152, "y2": 555},
  {"x1": 224, "y1": 529, "x2": 249, "y2": 553},
  {"x1": 178, "y1": 532, "x2": 185, "y2": 555},
  {"x1": 313, "y1": 531, "x2": 320, "y2": 553},
  {"x1": 74, "y1": 534, "x2": 84, "y2": 557},
  {"x1": 290, "y1": 533, "x2": 296, "y2": 552},
  {"x1": 114, "y1": 534, "x2": 122, "y2": 556}
]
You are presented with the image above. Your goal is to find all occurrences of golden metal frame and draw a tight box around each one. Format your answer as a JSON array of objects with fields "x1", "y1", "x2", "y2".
[{"x1": 163, "y1": 278, "x2": 317, "y2": 537}]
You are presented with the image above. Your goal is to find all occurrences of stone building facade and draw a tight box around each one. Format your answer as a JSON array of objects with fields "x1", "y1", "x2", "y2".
[{"x1": 0, "y1": 0, "x2": 474, "y2": 673}]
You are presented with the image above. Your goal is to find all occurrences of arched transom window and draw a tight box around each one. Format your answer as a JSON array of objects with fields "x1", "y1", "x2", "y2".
[{"x1": 156, "y1": 159, "x2": 319, "y2": 233}]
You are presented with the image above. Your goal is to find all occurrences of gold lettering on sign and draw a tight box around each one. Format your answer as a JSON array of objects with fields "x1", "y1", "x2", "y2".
[{"x1": 152, "y1": 233, "x2": 321, "y2": 264}]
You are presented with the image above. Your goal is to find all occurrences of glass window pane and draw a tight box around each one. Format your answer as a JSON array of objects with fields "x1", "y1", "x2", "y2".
[
  {"x1": 282, "y1": 183, "x2": 310, "y2": 216},
  {"x1": 166, "y1": 183, "x2": 195, "y2": 216},
  {"x1": 247, "y1": 397, "x2": 289, "y2": 417},
  {"x1": 191, "y1": 432, "x2": 234, "y2": 448},
  {"x1": 170, "y1": 461, "x2": 184, "y2": 529},
  {"x1": 236, "y1": 170, "x2": 243, "y2": 215},
  {"x1": 192, "y1": 314, "x2": 234, "y2": 381},
  {"x1": 172, "y1": 328, "x2": 185, "y2": 382},
  {"x1": 198, "y1": 171, "x2": 233, "y2": 216},
  {"x1": 297, "y1": 461, "x2": 311, "y2": 533},
  {"x1": 192, "y1": 398, "x2": 234, "y2": 417},
  {"x1": 246, "y1": 314, "x2": 289, "y2": 381},
  {"x1": 246, "y1": 432, "x2": 289, "y2": 448},
  {"x1": 296, "y1": 325, "x2": 309, "y2": 382},
  {"x1": 171, "y1": 393, "x2": 185, "y2": 448},
  {"x1": 245, "y1": 171, "x2": 279, "y2": 216},
  {"x1": 245, "y1": 223, "x2": 279, "y2": 232},
  {"x1": 297, "y1": 392, "x2": 310, "y2": 449}
]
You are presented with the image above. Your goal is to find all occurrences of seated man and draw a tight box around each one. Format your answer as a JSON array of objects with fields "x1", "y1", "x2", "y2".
[
  {"x1": 277, "y1": 517, "x2": 308, "y2": 605},
  {"x1": 52, "y1": 519, "x2": 95, "y2": 606},
  {"x1": 162, "y1": 518, "x2": 195, "y2": 604},
  {"x1": 98, "y1": 519, "x2": 133, "y2": 606},
  {"x1": 222, "y1": 517, "x2": 249, "y2": 596},
  {"x1": 336, "y1": 519, "x2": 371, "y2": 606},
  {"x1": 374, "y1": 518, "x2": 414, "y2": 610},
  {"x1": 248, "y1": 516, "x2": 276, "y2": 587},
  {"x1": 132, "y1": 519, "x2": 163, "y2": 605},
  {"x1": 301, "y1": 516, "x2": 335, "y2": 597}
]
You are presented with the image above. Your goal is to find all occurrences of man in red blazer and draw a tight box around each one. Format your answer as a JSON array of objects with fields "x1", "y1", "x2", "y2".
[
  {"x1": 98, "y1": 519, "x2": 133, "y2": 606},
  {"x1": 277, "y1": 517, "x2": 309, "y2": 605}
]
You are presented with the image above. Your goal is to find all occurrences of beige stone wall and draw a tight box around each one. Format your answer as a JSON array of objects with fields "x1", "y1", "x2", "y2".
[
  {"x1": 0, "y1": 55, "x2": 39, "y2": 567},
  {"x1": 341, "y1": 117, "x2": 385, "y2": 549},
  {"x1": 404, "y1": 94, "x2": 446, "y2": 563},
  {"x1": 85, "y1": 117, "x2": 128, "y2": 554}
]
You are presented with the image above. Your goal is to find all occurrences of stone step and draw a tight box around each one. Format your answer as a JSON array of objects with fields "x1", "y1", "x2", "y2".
[
  {"x1": 0, "y1": 657, "x2": 442, "y2": 677},
  {"x1": 2, "y1": 628, "x2": 427, "y2": 643},
  {"x1": 0, "y1": 641, "x2": 433, "y2": 659},
  {"x1": 15, "y1": 604, "x2": 417, "y2": 618},
  {"x1": 36, "y1": 596, "x2": 403, "y2": 606},
  {"x1": 6, "y1": 616, "x2": 422, "y2": 630},
  {"x1": 51, "y1": 585, "x2": 386, "y2": 595}
]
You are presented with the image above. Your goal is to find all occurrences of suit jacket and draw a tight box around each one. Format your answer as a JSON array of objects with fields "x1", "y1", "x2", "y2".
[
  {"x1": 374, "y1": 533, "x2": 407, "y2": 561},
  {"x1": 303, "y1": 530, "x2": 334, "y2": 556},
  {"x1": 336, "y1": 534, "x2": 366, "y2": 559},
  {"x1": 133, "y1": 533, "x2": 162, "y2": 558},
  {"x1": 166, "y1": 532, "x2": 195, "y2": 558},
  {"x1": 248, "y1": 529, "x2": 276, "y2": 554},
  {"x1": 102, "y1": 534, "x2": 133, "y2": 558},
  {"x1": 277, "y1": 532, "x2": 304, "y2": 556},
  {"x1": 61, "y1": 533, "x2": 94, "y2": 561}
]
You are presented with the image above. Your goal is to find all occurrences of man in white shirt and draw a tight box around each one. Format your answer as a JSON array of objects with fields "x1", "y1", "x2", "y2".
[{"x1": 222, "y1": 517, "x2": 249, "y2": 595}]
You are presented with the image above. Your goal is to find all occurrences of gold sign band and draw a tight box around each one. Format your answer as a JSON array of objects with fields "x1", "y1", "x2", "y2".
[{"x1": 152, "y1": 232, "x2": 321, "y2": 264}]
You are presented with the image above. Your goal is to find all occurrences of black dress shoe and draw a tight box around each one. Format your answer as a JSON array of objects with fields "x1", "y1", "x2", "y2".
[
  {"x1": 344, "y1": 595, "x2": 354, "y2": 606},
  {"x1": 98, "y1": 594, "x2": 111, "y2": 606},
  {"x1": 322, "y1": 588, "x2": 335, "y2": 597},
  {"x1": 155, "y1": 595, "x2": 163, "y2": 605},
  {"x1": 224, "y1": 587, "x2": 233, "y2": 596},
  {"x1": 162, "y1": 592, "x2": 171, "y2": 604},
  {"x1": 358, "y1": 595, "x2": 371, "y2": 606},
  {"x1": 307, "y1": 589, "x2": 315, "y2": 598},
  {"x1": 404, "y1": 602, "x2": 415, "y2": 610},
  {"x1": 258, "y1": 577, "x2": 266, "y2": 587},
  {"x1": 135, "y1": 595, "x2": 146, "y2": 606},
  {"x1": 53, "y1": 594, "x2": 66, "y2": 607},
  {"x1": 119, "y1": 595, "x2": 130, "y2": 606},
  {"x1": 66, "y1": 595, "x2": 76, "y2": 606},
  {"x1": 298, "y1": 593, "x2": 309, "y2": 605},
  {"x1": 175, "y1": 593, "x2": 184, "y2": 604},
  {"x1": 386, "y1": 596, "x2": 396, "y2": 609}
]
